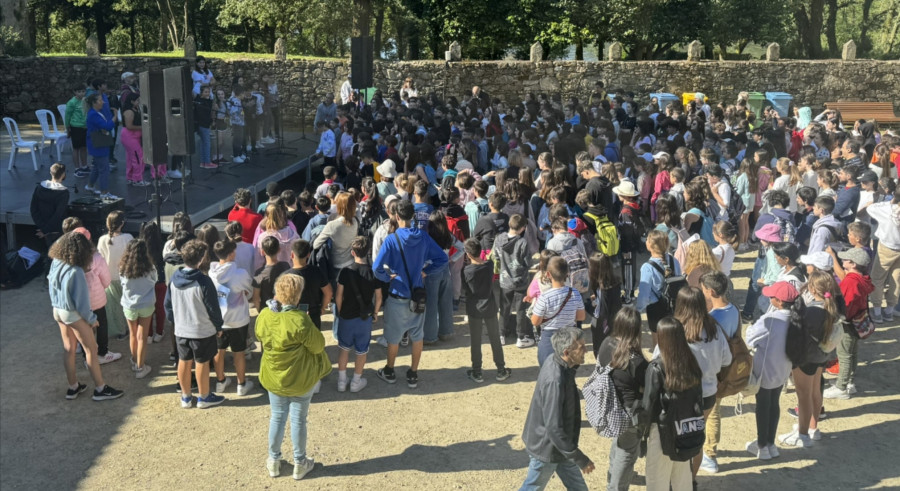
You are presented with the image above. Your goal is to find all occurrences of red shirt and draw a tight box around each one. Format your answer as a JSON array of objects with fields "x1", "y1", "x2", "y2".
[
  {"x1": 227, "y1": 206, "x2": 263, "y2": 244},
  {"x1": 840, "y1": 272, "x2": 874, "y2": 320}
]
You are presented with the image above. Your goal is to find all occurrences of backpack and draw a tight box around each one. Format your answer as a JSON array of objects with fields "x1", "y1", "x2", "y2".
[
  {"x1": 771, "y1": 213, "x2": 797, "y2": 243},
  {"x1": 716, "y1": 326, "x2": 753, "y2": 398},
  {"x1": 689, "y1": 208, "x2": 716, "y2": 248},
  {"x1": 653, "y1": 361, "x2": 705, "y2": 462},
  {"x1": 582, "y1": 364, "x2": 629, "y2": 438},
  {"x1": 584, "y1": 212, "x2": 620, "y2": 256},
  {"x1": 671, "y1": 227, "x2": 691, "y2": 272},
  {"x1": 559, "y1": 246, "x2": 590, "y2": 295},
  {"x1": 446, "y1": 213, "x2": 468, "y2": 245},
  {"x1": 648, "y1": 255, "x2": 688, "y2": 313},
  {"x1": 707, "y1": 179, "x2": 745, "y2": 229}
]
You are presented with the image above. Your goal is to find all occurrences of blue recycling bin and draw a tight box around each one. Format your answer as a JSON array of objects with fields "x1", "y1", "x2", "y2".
[
  {"x1": 650, "y1": 92, "x2": 681, "y2": 111},
  {"x1": 765, "y1": 92, "x2": 793, "y2": 117}
]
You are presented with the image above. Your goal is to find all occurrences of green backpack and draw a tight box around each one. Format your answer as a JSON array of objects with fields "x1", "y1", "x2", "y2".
[{"x1": 584, "y1": 212, "x2": 620, "y2": 256}]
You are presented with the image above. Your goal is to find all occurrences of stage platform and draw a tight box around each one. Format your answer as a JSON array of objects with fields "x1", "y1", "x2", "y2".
[{"x1": 1, "y1": 125, "x2": 320, "y2": 247}]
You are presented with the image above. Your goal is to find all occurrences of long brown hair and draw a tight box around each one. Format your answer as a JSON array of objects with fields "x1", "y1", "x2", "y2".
[
  {"x1": 264, "y1": 202, "x2": 288, "y2": 231},
  {"x1": 655, "y1": 316, "x2": 702, "y2": 392},
  {"x1": 334, "y1": 191, "x2": 358, "y2": 225},
  {"x1": 119, "y1": 238, "x2": 154, "y2": 279},
  {"x1": 589, "y1": 252, "x2": 620, "y2": 292},
  {"x1": 674, "y1": 286, "x2": 718, "y2": 343},
  {"x1": 610, "y1": 306, "x2": 644, "y2": 370},
  {"x1": 49, "y1": 232, "x2": 94, "y2": 270}
]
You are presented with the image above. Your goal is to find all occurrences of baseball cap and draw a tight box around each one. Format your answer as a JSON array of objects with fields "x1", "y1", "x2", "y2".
[
  {"x1": 762, "y1": 281, "x2": 799, "y2": 302},
  {"x1": 121, "y1": 71, "x2": 136, "y2": 81},
  {"x1": 838, "y1": 248, "x2": 871, "y2": 267},
  {"x1": 799, "y1": 251, "x2": 833, "y2": 271},
  {"x1": 858, "y1": 170, "x2": 878, "y2": 183}
]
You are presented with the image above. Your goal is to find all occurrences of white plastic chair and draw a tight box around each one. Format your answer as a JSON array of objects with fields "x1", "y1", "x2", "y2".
[
  {"x1": 35, "y1": 109, "x2": 67, "y2": 162},
  {"x1": 57, "y1": 104, "x2": 67, "y2": 125},
  {"x1": 3, "y1": 117, "x2": 41, "y2": 171}
]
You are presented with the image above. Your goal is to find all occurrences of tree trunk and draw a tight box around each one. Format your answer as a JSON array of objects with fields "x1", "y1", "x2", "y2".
[
  {"x1": 575, "y1": 39, "x2": 583, "y2": 60},
  {"x1": 825, "y1": 0, "x2": 839, "y2": 56},
  {"x1": 130, "y1": 14, "x2": 136, "y2": 53},
  {"x1": 354, "y1": 0, "x2": 373, "y2": 37},
  {"x1": 94, "y1": 6, "x2": 107, "y2": 53},
  {"x1": 858, "y1": 0, "x2": 875, "y2": 55},
  {"x1": 374, "y1": 9, "x2": 384, "y2": 59},
  {"x1": 158, "y1": 8, "x2": 168, "y2": 51},
  {"x1": 408, "y1": 24, "x2": 420, "y2": 60},
  {"x1": 794, "y1": 0, "x2": 824, "y2": 58}
]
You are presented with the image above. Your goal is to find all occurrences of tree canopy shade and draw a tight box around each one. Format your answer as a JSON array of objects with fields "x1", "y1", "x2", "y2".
[{"x1": 8, "y1": 0, "x2": 899, "y2": 59}]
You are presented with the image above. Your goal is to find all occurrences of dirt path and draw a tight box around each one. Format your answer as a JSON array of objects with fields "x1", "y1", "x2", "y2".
[{"x1": 2, "y1": 252, "x2": 899, "y2": 490}]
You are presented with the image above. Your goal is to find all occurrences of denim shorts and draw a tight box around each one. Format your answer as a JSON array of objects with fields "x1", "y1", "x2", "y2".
[
  {"x1": 383, "y1": 296, "x2": 424, "y2": 345},
  {"x1": 337, "y1": 316, "x2": 373, "y2": 355}
]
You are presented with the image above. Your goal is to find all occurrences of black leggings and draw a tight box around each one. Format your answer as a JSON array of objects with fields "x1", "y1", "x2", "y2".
[{"x1": 755, "y1": 385, "x2": 784, "y2": 447}]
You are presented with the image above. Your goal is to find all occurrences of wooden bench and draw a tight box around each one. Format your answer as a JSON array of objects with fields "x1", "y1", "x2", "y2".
[{"x1": 824, "y1": 101, "x2": 900, "y2": 125}]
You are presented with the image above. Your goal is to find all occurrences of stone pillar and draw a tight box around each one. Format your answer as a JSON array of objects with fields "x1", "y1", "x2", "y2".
[
  {"x1": 530, "y1": 42, "x2": 543, "y2": 63},
  {"x1": 448, "y1": 41, "x2": 461, "y2": 61},
  {"x1": 687, "y1": 40, "x2": 702, "y2": 61},
  {"x1": 274, "y1": 38, "x2": 286, "y2": 61},
  {"x1": 842, "y1": 40, "x2": 857, "y2": 60},
  {"x1": 86, "y1": 34, "x2": 100, "y2": 58},
  {"x1": 183, "y1": 36, "x2": 197, "y2": 60},
  {"x1": 766, "y1": 42, "x2": 780, "y2": 61},
  {"x1": 607, "y1": 42, "x2": 622, "y2": 61}
]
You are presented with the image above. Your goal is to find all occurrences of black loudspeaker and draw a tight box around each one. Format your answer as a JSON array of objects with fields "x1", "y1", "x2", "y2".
[
  {"x1": 351, "y1": 36, "x2": 374, "y2": 89},
  {"x1": 163, "y1": 65, "x2": 195, "y2": 156},
  {"x1": 139, "y1": 70, "x2": 168, "y2": 165},
  {"x1": 67, "y1": 197, "x2": 125, "y2": 240}
]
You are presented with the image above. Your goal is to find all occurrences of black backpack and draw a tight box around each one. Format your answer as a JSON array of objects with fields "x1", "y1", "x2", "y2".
[
  {"x1": 652, "y1": 361, "x2": 706, "y2": 462},
  {"x1": 648, "y1": 255, "x2": 688, "y2": 313}
]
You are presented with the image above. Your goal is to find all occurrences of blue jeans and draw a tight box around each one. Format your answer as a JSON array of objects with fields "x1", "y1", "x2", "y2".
[
  {"x1": 742, "y1": 255, "x2": 764, "y2": 318},
  {"x1": 537, "y1": 330, "x2": 555, "y2": 367},
  {"x1": 607, "y1": 426, "x2": 640, "y2": 491},
  {"x1": 197, "y1": 126, "x2": 211, "y2": 163},
  {"x1": 519, "y1": 456, "x2": 588, "y2": 491},
  {"x1": 88, "y1": 154, "x2": 110, "y2": 191},
  {"x1": 267, "y1": 387, "x2": 314, "y2": 462},
  {"x1": 423, "y1": 264, "x2": 453, "y2": 342}
]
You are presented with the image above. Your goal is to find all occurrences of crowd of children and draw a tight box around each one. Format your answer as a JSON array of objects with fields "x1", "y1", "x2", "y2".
[{"x1": 42, "y1": 82, "x2": 900, "y2": 486}]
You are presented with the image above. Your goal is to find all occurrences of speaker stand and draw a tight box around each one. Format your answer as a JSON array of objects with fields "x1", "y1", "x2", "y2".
[
  {"x1": 263, "y1": 108, "x2": 296, "y2": 158},
  {"x1": 297, "y1": 91, "x2": 317, "y2": 143}
]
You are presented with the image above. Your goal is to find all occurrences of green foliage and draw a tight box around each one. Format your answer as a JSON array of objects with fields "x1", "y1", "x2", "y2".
[{"x1": 1, "y1": 25, "x2": 36, "y2": 56}]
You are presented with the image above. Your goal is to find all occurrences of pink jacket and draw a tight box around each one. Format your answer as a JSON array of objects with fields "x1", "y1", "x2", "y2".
[{"x1": 85, "y1": 252, "x2": 111, "y2": 310}]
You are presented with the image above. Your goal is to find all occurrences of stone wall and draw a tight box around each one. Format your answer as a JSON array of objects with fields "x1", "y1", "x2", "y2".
[{"x1": 2, "y1": 56, "x2": 898, "y2": 125}]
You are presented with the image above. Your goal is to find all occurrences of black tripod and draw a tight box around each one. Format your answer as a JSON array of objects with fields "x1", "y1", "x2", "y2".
[
  {"x1": 213, "y1": 121, "x2": 230, "y2": 165},
  {"x1": 297, "y1": 91, "x2": 317, "y2": 142},
  {"x1": 130, "y1": 152, "x2": 180, "y2": 220},
  {"x1": 264, "y1": 103, "x2": 296, "y2": 157}
]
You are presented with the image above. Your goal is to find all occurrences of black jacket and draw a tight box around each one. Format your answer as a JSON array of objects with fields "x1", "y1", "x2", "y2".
[
  {"x1": 30, "y1": 181, "x2": 70, "y2": 237},
  {"x1": 493, "y1": 232, "x2": 530, "y2": 291},
  {"x1": 194, "y1": 96, "x2": 213, "y2": 129},
  {"x1": 597, "y1": 338, "x2": 648, "y2": 411},
  {"x1": 522, "y1": 355, "x2": 589, "y2": 466}
]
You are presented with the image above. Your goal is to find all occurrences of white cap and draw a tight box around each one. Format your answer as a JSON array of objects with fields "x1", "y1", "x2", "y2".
[{"x1": 121, "y1": 71, "x2": 136, "y2": 81}]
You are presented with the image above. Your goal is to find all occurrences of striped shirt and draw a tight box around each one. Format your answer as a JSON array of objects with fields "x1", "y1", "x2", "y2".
[{"x1": 532, "y1": 286, "x2": 583, "y2": 331}]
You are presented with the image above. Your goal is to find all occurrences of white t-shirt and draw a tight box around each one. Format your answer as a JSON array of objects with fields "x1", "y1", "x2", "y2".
[
  {"x1": 866, "y1": 202, "x2": 900, "y2": 250},
  {"x1": 715, "y1": 181, "x2": 731, "y2": 218},
  {"x1": 713, "y1": 243, "x2": 735, "y2": 275}
]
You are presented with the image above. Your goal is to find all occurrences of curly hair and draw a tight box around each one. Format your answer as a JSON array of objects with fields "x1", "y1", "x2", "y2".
[
  {"x1": 49, "y1": 232, "x2": 94, "y2": 270},
  {"x1": 119, "y1": 239, "x2": 154, "y2": 279}
]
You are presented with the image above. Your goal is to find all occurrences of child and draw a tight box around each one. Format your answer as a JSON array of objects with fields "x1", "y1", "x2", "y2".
[
  {"x1": 335, "y1": 236, "x2": 383, "y2": 393},
  {"x1": 456, "y1": 172, "x2": 476, "y2": 207},
  {"x1": 473, "y1": 191, "x2": 510, "y2": 253},
  {"x1": 245, "y1": 83, "x2": 263, "y2": 153},
  {"x1": 668, "y1": 167, "x2": 685, "y2": 211},
  {"x1": 302, "y1": 197, "x2": 332, "y2": 241},
  {"x1": 712, "y1": 221, "x2": 737, "y2": 276},
  {"x1": 64, "y1": 85, "x2": 89, "y2": 177},
  {"x1": 225, "y1": 221, "x2": 257, "y2": 276},
  {"x1": 462, "y1": 238, "x2": 511, "y2": 383},
  {"x1": 491, "y1": 141, "x2": 509, "y2": 171},
  {"x1": 530, "y1": 256, "x2": 586, "y2": 366},
  {"x1": 734, "y1": 159, "x2": 755, "y2": 249},
  {"x1": 826, "y1": 221, "x2": 872, "y2": 281},
  {"x1": 413, "y1": 180, "x2": 434, "y2": 231},
  {"x1": 314, "y1": 122, "x2": 337, "y2": 168},
  {"x1": 119, "y1": 239, "x2": 157, "y2": 379},
  {"x1": 745, "y1": 282, "x2": 801, "y2": 460},
  {"x1": 808, "y1": 196, "x2": 842, "y2": 254},
  {"x1": 795, "y1": 186, "x2": 818, "y2": 249},
  {"x1": 525, "y1": 250, "x2": 561, "y2": 341},
  {"x1": 636, "y1": 229, "x2": 679, "y2": 347},
  {"x1": 227, "y1": 85, "x2": 247, "y2": 164},
  {"x1": 464, "y1": 179, "x2": 491, "y2": 235},
  {"x1": 494, "y1": 214, "x2": 534, "y2": 348},
  {"x1": 614, "y1": 181, "x2": 643, "y2": 303},
  {"x1": 164, "y1": 240, "x2": 225, "y2": 409},
  {"x1": 98, "y1": 211, "x2": 134, "y2": 340},
  {"x1": 194, "y1": 86, "x2": 216, "y2": 169},
  {"x1": 253, "y1": 236, "x2": 292, "y2": 310},
  {"x1": 587, "y1": 252, "x2": 623, "y2": 356},
  {"x1": 209, "y1": 239, "x2": 255, "y2": 396},
  {"x1": 315, "y1": 166, "x2": 341, "y2": 199},
  {"x1": 285, "y1": 239, "x2": 333, "y2": 331}
]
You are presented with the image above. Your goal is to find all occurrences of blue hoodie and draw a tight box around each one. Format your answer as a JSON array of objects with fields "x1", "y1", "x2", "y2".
[
  {"x1": 48, "y1": 260, "x2": 96, "y2": 325},
  {"x1": 373, "y1": 227, "x2": 448, "y2": 298}
]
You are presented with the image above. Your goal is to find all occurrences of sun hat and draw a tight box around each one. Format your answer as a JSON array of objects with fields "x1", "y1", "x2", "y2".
[
  {"x1": 762, "y1": 281, "x2": 799, "y2": 302},
  {"x1": 652, "y1": 151, "x2": 670, "y2": 160},
  {"x1": 838, "y1": 247, "x2": 871, "y2": 267},
  {"x1": 612, "y1": 181, "x2": 639, "y2": 197},
  {"x1": 799, "y1": 251, "x2": 833, "y2": 271},
  {"x1": 754, "y1": 223, "x2": 783, "y2": 243},
  {"x1": 376, "y1": 159, "x2": 398, "y2": 178}
]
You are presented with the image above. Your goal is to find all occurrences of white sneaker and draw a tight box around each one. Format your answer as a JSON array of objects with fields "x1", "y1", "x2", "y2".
[
  {"x1": 168, "y1": 169, "x2": 183, "y2": 179},
  {"x1": 499, "y1": 335, "x2": 506, "y2": 345},
  {"x1": 135, "y1": 364, "x2": 152, "y2": 379},
  {"x1": 216, "y1": 376, "x2": 232, "y2": 394},
  {"x1": 883, "y1": 308, "x2": 895, "y2": 321},
  {"x1": 847, "y1": 382, "x2": 858, "y2": 394},
  {"x1": 824, "y1": 385, "x2": 850, "y2": 400},
  {"x1": 237, "y1": 380, "x2": 255, "y2": 396},
  {"x1": 792, "y1": 423, "x2": 822, "y2": 441},
  {"x1": 293, "y1": 457, "x2": 315, "y2": 480},
  {"x1": 130, "y1": 358, "x2": 139, "y2": 372},
  {"x1": 266, "y1": 458, "x2": 280, "y2": 478},
  {"x1": 699, "y1": 454, "x2": 719, "y2": 474},
  {"x1": 97, "y1": 351, "x2": 122, "y2": 364},
  {"x1": 767, "y1": 444, "x2": 780, "y2": 458},
  {"x1": 146, "y1": 336, "x2": 153, "y2": 345},
  {"x1": 232, "y1": 156, "x2": 245, "y2": 164},
  {"x1": 245, "y1": 350, "x2": 252, "y2": 361},
  {"x1": 746, "y1": 440, "x2": 771, "y2": 460},
  {"x1": 350, "y1": 377, "x2": 368, "y2": 393},
  {"x1": 337, "y1": 377, "x2": 349, "y2": 393},
  {"x1": 99, "y1": 193, "x2": 119, "y2": 200},
  {"x1": 516, "y1": 337, "x2": 535, "y2": 348},
  {"x1": 779, "y1": 430, "x2": 812, "y2": 447},
  {"x1": 152, "y1": 333, "x2": 163, "y2": 343},
  {"x1": 313, "y1": 380, "x2": 321, "y2": 394}
]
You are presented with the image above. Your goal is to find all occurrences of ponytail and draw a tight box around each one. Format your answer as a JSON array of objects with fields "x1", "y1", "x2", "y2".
[{"x1": 785, "y1": 296, "x2": 808, "y2": 366}]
